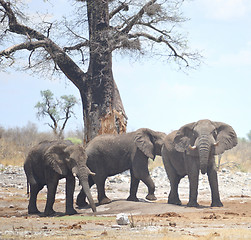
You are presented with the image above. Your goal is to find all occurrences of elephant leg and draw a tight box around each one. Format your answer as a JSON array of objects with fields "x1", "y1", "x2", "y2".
[
  {"x1": 132, "y1": 156, "x2": 156, "y2": 201},
  {"x1": 186, "y1": 157, "x2": 200, "y2": 207},
  {"x1": 187, "y1": 174, "x2": 199, "y2": 207},
  {"x1": 44, "y1": 178, "x2": 59, "y2": 216},
  {"x1": 95, "y1": 175, "x2": 111, "y2": 205},
  {"x1": 65, "y1": 174, "x2": 77, "y2": 215},
  {"x1": 163, "y1": 156, "x2": 182, "y2": 205},
  {"x1": 168, "y1": 175, "x2": 182, "y2": 205},
  {"x1": 28, "y1": 184, "x2": 43, "y2": 214},
  {"x1": 141, "y1": 176, "x2": 156, "y2": 201},
  {"x1": 127, "y1": 169, "x2": 140, "y2": 202},
  {"x1": 76, "y1": 177, "x2": 95, "y2": 208},
  {"x1": 207, "y1": 165, "x2": 223, "y2": 207}
]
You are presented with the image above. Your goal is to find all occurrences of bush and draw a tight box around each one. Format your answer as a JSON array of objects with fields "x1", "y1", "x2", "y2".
[{"x1": 66, "y1": 137, "x2": 83, "y2": 145}]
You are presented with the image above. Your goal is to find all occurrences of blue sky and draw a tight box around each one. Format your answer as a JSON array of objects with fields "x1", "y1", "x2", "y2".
[{"x1": 1, "y1": 0, "x2": 251, "y2": 138}]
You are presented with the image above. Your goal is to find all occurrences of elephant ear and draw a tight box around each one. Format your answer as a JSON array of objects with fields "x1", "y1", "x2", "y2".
[
  {"x1": 134, "y1": 128, "x2": 155, "y2": 160},
  {"x1": 213, "y1": 122, "x2": 238, "y2": 155},
  {"x1": 174, "y1": 122, "x2": 195, "y2": 153},
  {"x1": 45, "y1": 144, "x2": 69, "y2": 175}
]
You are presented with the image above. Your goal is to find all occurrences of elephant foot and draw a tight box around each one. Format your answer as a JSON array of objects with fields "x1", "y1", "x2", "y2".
[
  {"x1": 211, "y1": 200, "x2": 223, "y2": 207},
  {"x1": 127, "y1": 196, "x2": 139, "y2": 202},
  {"x1": 66, "y1": 208, "x2": 78, "y2": 215},
  {"x1": 168, "y1": 198, "x2": 182, "y2": 206},
  {"x1": 43, "y1": 209, "x2": 56, "y2": 216},
  {"x1": 28, "y1": 209, "x2": 41, "y2": 215},
  {"x1": 76, "y1": 200, "x2": 89, "y2": 208},
  {"x1": 99, "y1": 197, "x2": 111, "y2": 205},
  {"x1": 76, "y1": 192, "x2": 88, "y2": 207},
  {"x1": 146, "y1": 194, "x2": 157, "y2": 201},
  {"x1": 187, "y1": 201, "x2": 200, "y2": 208}
]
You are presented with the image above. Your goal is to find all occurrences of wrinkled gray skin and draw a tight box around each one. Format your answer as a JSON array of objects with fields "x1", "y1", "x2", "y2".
[
  {"x1": 24, "y1": 140, "x2": 96, "y2": 216},
  {"x1": 162, "y1": 119, "x2": 237, "y2": 207},
  {"x1": 76, "y1": 128, "x2": 166, "y2": 207}
]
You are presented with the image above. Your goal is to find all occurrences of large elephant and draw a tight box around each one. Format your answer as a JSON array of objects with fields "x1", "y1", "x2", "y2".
[
  {"x1": 162, "y1": 119, "x2": 237, "y2": 207},
  {"x1": 24, "y1": 140, "x2": 96, "y2": 216},
  {"x1": 76, "y1": 128, "x2": 166, "y2": 207}
]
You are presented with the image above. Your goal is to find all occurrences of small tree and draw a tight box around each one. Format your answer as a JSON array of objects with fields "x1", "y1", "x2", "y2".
[
  {"x1": 247, "y1": 130, "x2": 251, "y2": 142},
  {"x1": 35, "y1": 90, "x2": 78, "y2": 139}
]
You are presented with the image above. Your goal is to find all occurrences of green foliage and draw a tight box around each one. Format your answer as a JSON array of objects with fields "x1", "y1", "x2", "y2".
[
  {"x1": 66, "y1": 137, "x2": 83, "y2": 145},
  {"x1": 35, "y1": 90, "x2": 59, "y2": 121}
]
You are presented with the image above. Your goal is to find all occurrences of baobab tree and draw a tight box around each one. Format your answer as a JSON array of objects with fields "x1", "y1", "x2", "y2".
[{"x1": 0, "y1": 0, "x2": 200, "y2": 143}]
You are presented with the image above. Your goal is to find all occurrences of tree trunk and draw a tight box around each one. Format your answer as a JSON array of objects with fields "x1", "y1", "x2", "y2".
[
  {"x1": 81, "y1": 0, "x2": 127, "y2": 144},
  {"x1": 0, "y1": 0, "x2": 127, "y2": 143}
]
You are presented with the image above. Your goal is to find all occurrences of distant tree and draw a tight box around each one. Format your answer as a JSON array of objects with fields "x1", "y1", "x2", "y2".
[
  {"x1": 247, "y1": 130, "x2": 251, "y2": 142},
  {"x1": 0, "y1": 0, "x2": 201, "y2": 143},
  {"x1": 35, "y1": 90, "x2": 78, "y2": 139},
  {"x1": 0, "y1": 126, "x2": 4, "y2": 139}
]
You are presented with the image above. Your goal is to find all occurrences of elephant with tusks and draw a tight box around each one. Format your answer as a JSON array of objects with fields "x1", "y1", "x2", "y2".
[{"x1": 162, "y1": 119, "x2": 237, "y2": 207}]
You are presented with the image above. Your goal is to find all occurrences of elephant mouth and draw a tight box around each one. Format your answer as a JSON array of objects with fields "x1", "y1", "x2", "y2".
[{"x1": 200, "y1": 164, "x2": 208, "y2": 175}]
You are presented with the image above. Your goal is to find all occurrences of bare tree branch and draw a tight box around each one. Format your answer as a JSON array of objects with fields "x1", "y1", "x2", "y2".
[
  {"x1": 121, "y1": 0, "x2": 157, "y2": 33},
  {"x1": 128, "y1": 32, "x2": 189, "y2": 66},
  {"x1": 63, "y1": 41, "x2": 89, "y2": 52},
  {"x1": 44, "y1": 21, "x2": 53, "y2": 38},
  {"x1": 0, "y1": 0, "x2": 87, "y2": 89},
  {"x1": 28, "y1": 49, "x2": 35, "y2": 67},
  {"x1": 0, "y1": 40, "x2": 47, "y2": 57},
  {"x1": 109, "y1": 1, "x2": 129, "y2": 19}
]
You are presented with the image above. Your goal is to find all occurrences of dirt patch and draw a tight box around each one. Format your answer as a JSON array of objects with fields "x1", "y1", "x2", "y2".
[
  {"x1": 0, "y1": 187, "x2": 251, "y2": 239},
  {"x1": 0, "y1": 165, "x2": 250, "y2": 239}
]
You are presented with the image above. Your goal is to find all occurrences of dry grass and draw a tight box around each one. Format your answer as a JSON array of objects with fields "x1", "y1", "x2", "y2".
[
  {"x1": 1, "y1": 125, "x2": 251, "y2": 173},
  {"x1": 149, "y1": 156, "x2": 163, "y2": 171},
  {"x1": 0, "y1": 139, "x2": 25, "y2": 166},
  {"x1": 220, "y1": 139, "x2": 251, "y2": 172}
]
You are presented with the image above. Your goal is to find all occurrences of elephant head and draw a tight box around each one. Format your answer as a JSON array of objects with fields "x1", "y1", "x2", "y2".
[
  {"x1": 45, "y1": 143, "x2": 96, "y2": 212},
  {"x1": 174, "y1": 119, "x2": 238, "y2": 174},
  {"x1": 134, "y1": 128, "x2": 166, "y2": 160}
]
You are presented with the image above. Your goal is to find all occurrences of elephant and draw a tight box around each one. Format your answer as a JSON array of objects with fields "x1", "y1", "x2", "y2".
[
  {"x1": 76, "y1": 128, "x2": 167, "y2": 207},
  {"x1": 161, "y1": 119, "x2": 237, "y2": 207},
  {"x1": 24, "y1": 140, "x2": 96, "y2": 216}
]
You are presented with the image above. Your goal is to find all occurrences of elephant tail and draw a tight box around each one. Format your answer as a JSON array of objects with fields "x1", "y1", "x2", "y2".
[
  {"x1": 26, "y1": 179, "x2": 30, "y2": 197},
  {"x1": 23, "y1": 155, "x2": 37, "y2": 198}
]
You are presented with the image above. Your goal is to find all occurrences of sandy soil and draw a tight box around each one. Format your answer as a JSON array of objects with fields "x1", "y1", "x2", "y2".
[{"x1": 0, "y1": 166, "x2": 250, "y2": 239}]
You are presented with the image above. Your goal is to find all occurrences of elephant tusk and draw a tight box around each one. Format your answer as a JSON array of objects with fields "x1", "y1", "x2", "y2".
[
  {"x1": 213, "y1": 141, "x2": 220, "y2": 146},
  {"x1": 89, "y1": 171, "x2": 96, "y2": 176},
  {"x1": 73, "y1": 173, "x2": 77, "y2": 177},
  {"x1": 189, "y1": 145, "x2": 197, "y2": 150}
]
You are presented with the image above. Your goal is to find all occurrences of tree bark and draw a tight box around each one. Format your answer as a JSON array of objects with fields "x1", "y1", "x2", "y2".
[{"x1": 81, "y1": 0, "x2": 127, "y2": 143}]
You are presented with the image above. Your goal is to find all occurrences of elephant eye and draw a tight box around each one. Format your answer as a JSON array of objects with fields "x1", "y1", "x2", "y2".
[
  {"x1": 212, "y1": 130, "x2": 217, "y2": 138},
  {"x1": 192, "y1": 131, "x2": 198, "y2": 138}
]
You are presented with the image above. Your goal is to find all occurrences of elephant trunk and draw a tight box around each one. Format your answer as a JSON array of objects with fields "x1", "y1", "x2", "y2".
[
  {"x1": 196, "y1": 135, "x2": 212, "y2": 175},
  {"x1": 78, "y1": 169, "x2": 96, "y2": 212}
]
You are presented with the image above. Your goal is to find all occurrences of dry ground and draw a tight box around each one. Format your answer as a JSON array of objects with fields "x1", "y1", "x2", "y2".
[{"x1": 0, "y1": 184, "x2": 250, "y2": 239}]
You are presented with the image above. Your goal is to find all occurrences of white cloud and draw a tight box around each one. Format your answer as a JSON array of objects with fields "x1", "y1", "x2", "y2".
[{"x1": 201, "y1": 0, "x2": 251, "y2": 20}]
